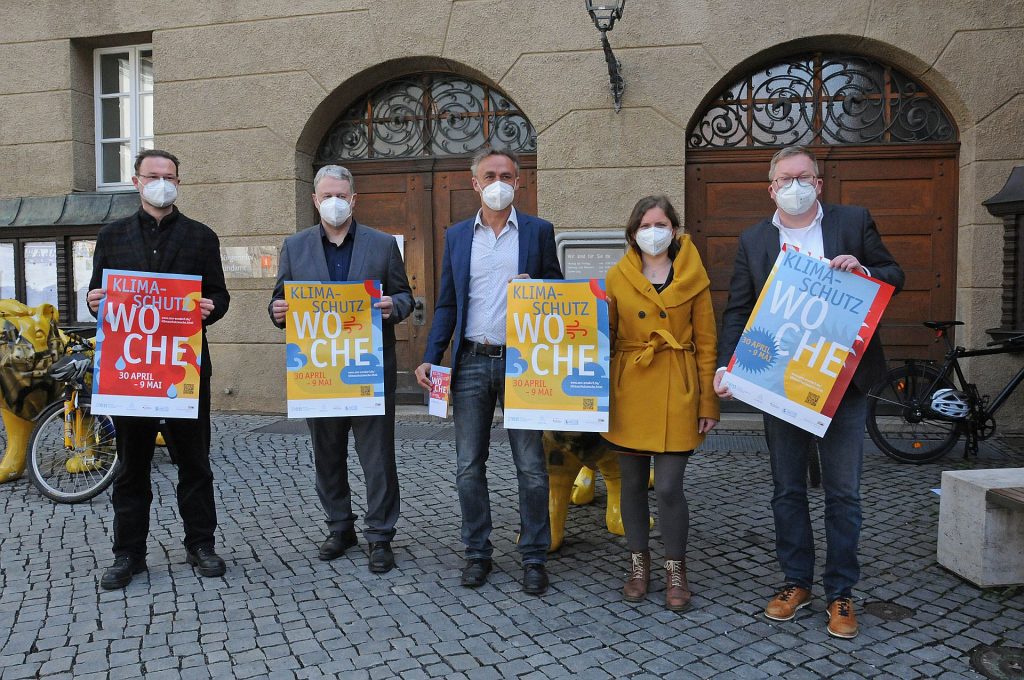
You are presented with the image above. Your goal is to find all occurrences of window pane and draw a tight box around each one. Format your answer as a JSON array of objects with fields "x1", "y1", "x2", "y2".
[
  {"x1": 101, "y1": 141, "x2": 132, "y2": 184},
  {"x1": 99, "y1": 52, "x2": 131, "y2": 94},
  {"x1": 139, "y1": 137, "x2": 154, "y2": 151},
  {"x1": 0, "y1": 243, "x2": 15, "y2": 299},
  {"x1": 139, "y1": 50, "x2": 153, "y2": 92},
  {"x1": 140, "y1": 93, "x2": 153, "y2": 137},
  {"x1": 72, "y1": 241, "x2": 96, "y2": 322},
  {"x1": 101, "y1": 96, "x2": 131, "y2": 139},
  {"x1": 24, "y1": 242, "x2": 57, "y2": 308}
]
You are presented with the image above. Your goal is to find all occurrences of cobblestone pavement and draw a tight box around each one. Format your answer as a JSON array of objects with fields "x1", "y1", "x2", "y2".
[{"x1": 2, "y1": 414, "x2": 1023, "y2": 679}]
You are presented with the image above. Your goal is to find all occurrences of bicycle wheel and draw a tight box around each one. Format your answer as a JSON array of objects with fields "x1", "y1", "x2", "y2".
[
  {"x1": 866, "y1": 363, "x2": 960, "y2": 463},
  {"x1": 27, "y1": 401, "x2": 120, "y2": 503}
]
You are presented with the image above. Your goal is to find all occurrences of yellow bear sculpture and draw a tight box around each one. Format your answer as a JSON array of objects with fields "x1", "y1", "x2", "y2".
[
  {"x1": 0, "y1": 300, "x2": 67, "y2": 482},
  {"x1": 545, "y1": 431, "x2": 625, "y2": 552}
]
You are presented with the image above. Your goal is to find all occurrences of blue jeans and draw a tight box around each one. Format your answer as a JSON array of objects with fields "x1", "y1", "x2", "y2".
[
  {"x1": 763, "y1": 386, "x2": 866, "y2": 602},
  {"x1": 452, "y1": 351, "x2": 550, "y2": 564}
]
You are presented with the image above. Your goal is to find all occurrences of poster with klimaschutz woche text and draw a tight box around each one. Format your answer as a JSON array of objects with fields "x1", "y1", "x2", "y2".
[
  {"x1": 721, "y1": 246, "x2": 894, "y2": 436},
  {"x1": 284, "y1": 281, "x2": 384, "y2": 418},
  {"x1": 503, "y1": 279, "x2": 610, "y2": 432},
  {"x1": 92, "y1": 269, "x2": 203, "y2": 418}
]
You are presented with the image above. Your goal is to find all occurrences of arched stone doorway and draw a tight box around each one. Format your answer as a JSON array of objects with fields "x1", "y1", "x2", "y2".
[
  {"x1": 685, "y1": 52, "x2": 959, "y2": 362},
  {"x1": 314, "y1": 72, "x2": 538, "y2": 399}
]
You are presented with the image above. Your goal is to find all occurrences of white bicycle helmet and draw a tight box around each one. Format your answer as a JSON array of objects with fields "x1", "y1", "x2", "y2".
[{"x1": 930, "y1": 388, "x2": 970, "y2": 419}]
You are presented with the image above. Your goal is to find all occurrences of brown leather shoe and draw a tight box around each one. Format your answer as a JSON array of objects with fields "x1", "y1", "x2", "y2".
[
  {"x1": 764, "y1": 585, "x2": 811, "y2": 621},
  {"x1": 622, "y1": 551, "x2": 650, "y2": 601},
  {"x1": 826, "y1": 597, "x2": 859, "y2": 639},
  {"x1": 664, "y1": 558, "x2": 691, "y2": 611}
]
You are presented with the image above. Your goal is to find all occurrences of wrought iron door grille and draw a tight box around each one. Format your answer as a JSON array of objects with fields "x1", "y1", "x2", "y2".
[
  {"x1": 316, "y1": 74, "x2": 537, "y2": 163},
  {"x1": 688, "y1": 53, "x2": 956, "y2": 148}
]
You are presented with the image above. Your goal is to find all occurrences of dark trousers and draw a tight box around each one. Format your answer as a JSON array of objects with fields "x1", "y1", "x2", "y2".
[
  {"x1": 307, "y1": 349, "x2": 400, "y2": 542},
  {"x1": 111, "y1": 376, "x2": 216, "y2": 559},
  {"x1": 763, "y1": 386, "x2": 866, "y2": 602}
]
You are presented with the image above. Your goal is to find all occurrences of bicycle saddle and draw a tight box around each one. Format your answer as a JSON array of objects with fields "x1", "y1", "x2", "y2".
[{"x1": 923, "y1": 320, "x2": 963, "y2": 330}]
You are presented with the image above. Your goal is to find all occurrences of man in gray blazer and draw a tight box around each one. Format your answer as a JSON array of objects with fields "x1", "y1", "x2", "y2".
[{"x1": 269, "y1": 165, "x2": 414, "y2": 573}]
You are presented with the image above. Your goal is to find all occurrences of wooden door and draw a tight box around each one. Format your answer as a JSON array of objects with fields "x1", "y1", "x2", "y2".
[
  {"x1": 686, "y1": 144, "x2": 959, "y2": 362},
  {"x1": 350, "y1": 168, "x2": 432, "y2": 398}
]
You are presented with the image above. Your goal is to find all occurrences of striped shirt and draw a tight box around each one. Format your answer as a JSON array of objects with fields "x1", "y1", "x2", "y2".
[{"x1": 464, "y1": 207, "x2": 520, "y2": 345}]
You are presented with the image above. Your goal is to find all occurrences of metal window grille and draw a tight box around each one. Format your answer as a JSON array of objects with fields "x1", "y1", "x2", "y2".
[
  {"x1": 316, "y1": 74, "x2": 537, "y2": 162},
  {"x1": 688, "y1": 53, "x2": 957, "y2": 148}
]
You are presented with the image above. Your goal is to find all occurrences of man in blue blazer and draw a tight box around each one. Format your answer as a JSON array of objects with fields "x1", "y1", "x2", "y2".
[
  {"x1": 414, "y1": 148, "x2": 562, "y2": 595},
  {"x1": 715, "y1": 146, "x2": 904, "y2": 639},
  {"x1": 269, "y1": 165, "x2": 414, "y2": 573}
]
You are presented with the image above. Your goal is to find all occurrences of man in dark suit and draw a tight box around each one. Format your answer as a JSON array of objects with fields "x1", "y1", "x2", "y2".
[
  {"x1": 414, "y1": 148, "x2": 562, "y2": 595},
  {"x1": 87, "y1": 149, "x2": 230, "y2": 590},
  {"x1": 269, "y1": 165, "x2": 413, "y2": 573},
  {"x1": 714, "y1": 146, "x2": 904, "y2": 639}
]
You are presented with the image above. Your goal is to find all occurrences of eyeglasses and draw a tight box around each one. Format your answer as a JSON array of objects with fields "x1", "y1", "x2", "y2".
[
  {"x1": 138, "y1": 174, "x2": 179, "y2": 182},
  {"x1": 771, "y1": 174, "x2": 818, "y2": 189}
]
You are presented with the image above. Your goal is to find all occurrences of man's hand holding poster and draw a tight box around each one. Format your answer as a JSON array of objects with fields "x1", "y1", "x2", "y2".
[
  {"x1": 92, "y1": 270, "x2": 203, "y2": 418},
  {"x1": 722, "y1": 247, "x2": 894, "y2": 436},
  {"x1": 503, "y1": 279, "x2": 610, "y2": 432},
  {"x1": 284, "y1": 281, "x2": 384, "y2": 418}
]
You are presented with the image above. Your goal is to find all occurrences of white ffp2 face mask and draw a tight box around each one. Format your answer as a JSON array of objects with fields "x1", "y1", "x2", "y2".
[
  {"x1": 774, "y1": 180, "x2": 817, "y2": 216},
  {"x1": 635, "y1": 226, "x2": 674, "y2": 256},
  {"x1": 480, "y1": 181, "x2": 515, "y2": 211},
  {"x1": 318, "y1": 197, "x2": 352, "y2": 226},
  {"x1": 141, "y1": 179, "x2": 178, "y2": 208}
]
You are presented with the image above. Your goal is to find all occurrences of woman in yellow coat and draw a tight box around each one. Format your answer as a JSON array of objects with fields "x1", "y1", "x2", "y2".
[{"x1": 604, "y1": 195, "x2": 720, "y2": 610}]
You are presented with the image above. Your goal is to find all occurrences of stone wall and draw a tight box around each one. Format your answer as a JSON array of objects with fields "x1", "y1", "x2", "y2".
[{"x1": 1, "y1": 0, "x2": 1022, "y2": 417}]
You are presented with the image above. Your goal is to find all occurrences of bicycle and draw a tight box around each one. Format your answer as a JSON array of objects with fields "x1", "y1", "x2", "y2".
[
  {"x1": 866, "y1": 320, "x2": 1024, "y2": 464},
  {"x1": 26, "y1": 334, "x2": 120, "y2": 502}
]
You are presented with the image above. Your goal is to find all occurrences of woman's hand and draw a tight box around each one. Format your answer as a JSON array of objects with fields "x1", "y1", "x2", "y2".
[{"x1": 698, "y1": 418, "x2": 718, "y2": 434}]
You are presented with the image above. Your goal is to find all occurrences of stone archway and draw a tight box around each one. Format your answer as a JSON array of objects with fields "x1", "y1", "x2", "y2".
[
  {"x1": 685, "y1": 51, "x2": 960, "y2": 362},
  {"x1": 306, "y1": 69, "x2": 540, "y2": 399}
]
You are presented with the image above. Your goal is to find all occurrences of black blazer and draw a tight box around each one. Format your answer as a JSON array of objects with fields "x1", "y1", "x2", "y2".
[
  {"x1": 89, "y1": 207, "x2": 230, "y2": 377},
  {"x1": 717, "y1": 203, "x2": 905, "y2": 392}
]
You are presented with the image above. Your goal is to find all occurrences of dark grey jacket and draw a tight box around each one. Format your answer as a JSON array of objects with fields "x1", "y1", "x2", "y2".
[{"x1": 268, "y1": 222, "x2": 414, "y2": 348}]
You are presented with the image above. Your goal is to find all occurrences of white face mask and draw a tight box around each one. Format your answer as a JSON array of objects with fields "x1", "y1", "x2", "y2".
[
  {"x1": 480, "y1": 181, "x2": 515, "y2": 211},
  {"x1": 318, "y1": 196, "x2": 352, "y2": 226},
  {"x1": 141, "y1": 179, "x2": 178, "y2": 208},
  {"x1": 635, "y1": 226, "x2": 674, "y2": 256},
  {"x1": 774, "y1": 180, "x2": 818, "y2": 216}
]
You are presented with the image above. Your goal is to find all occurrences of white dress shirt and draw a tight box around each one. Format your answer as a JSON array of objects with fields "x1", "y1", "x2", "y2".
[
  {"x1": 773, "y1": 202, "x2": 825, "y2": 257},
  {"x1": 464, "y1": 207, "x2": 520, "y2": 345}
]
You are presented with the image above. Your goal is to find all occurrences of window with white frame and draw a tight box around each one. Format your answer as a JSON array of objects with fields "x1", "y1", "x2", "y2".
[{"x1": 94, "y1": 45, "x2": 153, "y2": 189}]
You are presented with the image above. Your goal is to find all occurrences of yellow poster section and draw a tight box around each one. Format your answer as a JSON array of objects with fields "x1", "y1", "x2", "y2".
[
  {"x1": 284, "y1": 282, "x2": 378, "y2": 404},
  {"x1": 504, "y1": 280, "x2": 601, "y2": 414}
]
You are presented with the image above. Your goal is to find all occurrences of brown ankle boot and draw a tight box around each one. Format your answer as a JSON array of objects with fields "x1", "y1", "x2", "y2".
[
  {"x1": 665, "y1": 558, "x2": 691, "y2": 611},
  {"x1": 622, "y1": 550, "x2": 650, "y2": 601}
]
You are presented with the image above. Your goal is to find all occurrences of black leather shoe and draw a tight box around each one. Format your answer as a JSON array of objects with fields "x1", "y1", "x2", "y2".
[
  {"x1": 523, "y1": 563, "x2": 549, "y2": 595},
  {"x1": 368, "y1": 542, "x2": 395, "y2": 574},
  {"x1": 100, "y1": 555, "x2": 147, "y2": 590},
  {"x1": 186, "y1": 545, "x2": 226, "y2": 577},
  {"x1": 460, "y1": 558, "x2": 493, "y2": 587},
  {"x1": 319, "y1": 528, "x2": 358, "y2": 561}
]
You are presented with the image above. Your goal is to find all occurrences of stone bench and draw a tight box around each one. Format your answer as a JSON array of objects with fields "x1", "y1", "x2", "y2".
[{"x1": 937, "y1": 468, "x2": 1024, "y2": 588}]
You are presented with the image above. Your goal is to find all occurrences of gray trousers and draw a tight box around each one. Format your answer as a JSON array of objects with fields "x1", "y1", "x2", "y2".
[{"x1": 306, "y1": 350, "x2": 400, "y2": 542}]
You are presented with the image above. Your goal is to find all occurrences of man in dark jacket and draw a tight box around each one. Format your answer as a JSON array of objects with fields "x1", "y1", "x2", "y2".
[
  {"x1": 268, "y1": 164, "x2": 414, "y2": 573},
  {"x1": 714, "y1": 146, "x2": 904, "y2": 639},
  {"x1": 87, "y1": 149, "x2": 229, "y2": 590}
]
